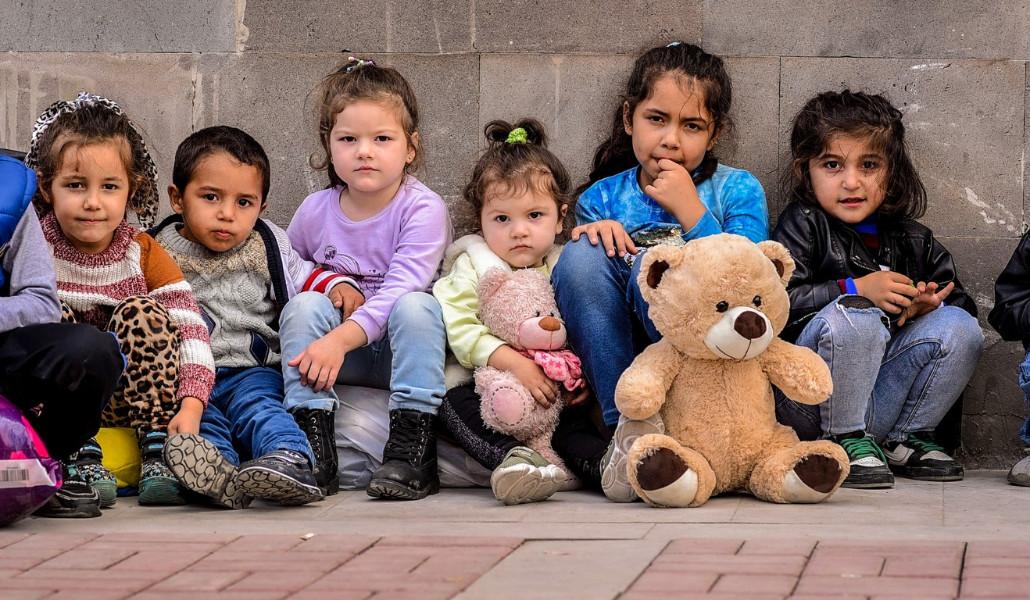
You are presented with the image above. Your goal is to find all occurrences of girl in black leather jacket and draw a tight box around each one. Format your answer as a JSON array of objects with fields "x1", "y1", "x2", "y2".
[{"x1": 772, "y1": 91, "x2": 983, "y2": 490}]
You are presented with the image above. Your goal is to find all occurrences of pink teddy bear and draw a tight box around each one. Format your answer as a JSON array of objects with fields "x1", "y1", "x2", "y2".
[{"x1": 475, "y1": 268, "x2": 584, "y2": 482}]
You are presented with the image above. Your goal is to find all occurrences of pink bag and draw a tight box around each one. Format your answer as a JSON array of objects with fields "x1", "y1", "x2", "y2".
[{"x1": 0, "y1": 394, "x2": 61, "y2": 526}]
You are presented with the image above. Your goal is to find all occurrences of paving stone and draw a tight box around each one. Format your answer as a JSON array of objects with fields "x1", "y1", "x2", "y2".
[
  {"x1": 966, "y1": 541, "x2": 1030, "y2": 558},
  {"x1": 225, "y1": 569, "x2": 329, "y2": 592},
  {"x1": 287, "y1": 534, "x2": 378, "y2": 554},
  {"x1": 704, "y1": 0, "x2": 1030, "y2": 59},
  {"x1": 778, "y1": 58, "x2": 1025, "y2": 240},
  {"x1": 649, "y1": 553, "x2": 807, "y2": 576},
  {"x1": 813, "y1": 540, "x2": 965, "y2": 557},
  {"x1": 961, "y1": 577, "x2": 1030, "y2": 596},
  {"x1": 0, "y1": 0, "x2": 238, "y2": 52},
  {"x1": 962, "y1": 565, "x2": 1030, "y2": 579},
  {"x1": 152, "y1": 570, "x2": 249, "y2": 592},
  {"x1": 34, "y1": 547, "x2": 135, "y2": 570},
  {"x1": 474, "y1": 0, "x2": 702, "y2": 52},
  {"x1": 0, "y1": 532, "x2": 31, "y2": 549},
  {"x1": 106, "y1": 550, "x2": 211, "y2": 572},
  {"x1": 804, "y1": 554, "x2": 884, "y2": 576},
  {"x1": 711, "y1": 573, "x2": 798, "y2": 594},
  {"x1": 794, "y1": 575, "x2": 959, "y2": 596},
  {"x1": 664, "y1": 538, "x2": 744, "y2": 555},
  {"x1": 628, "y1": 571, "x2": 717, "y2": 592},
  {"x1": 738, "y1": 538, "x2": 816, "y2": 556},
  {"x1": 880, "y1": 555, "x2": 962, "y2": 578},
  {"x1": 243, "y1": 0, "x2": 472, "y2": 52},
  {"x1": 192, "y1": 550, "x2": 351, "y2": 572},
  {"x1": 375, "y1": 535, "x2": 523, "y2": 548},
  {"x1": 196, "y1": 52, "x2": 479, "y2": 227},
  {"x1": 133, "y1": 592, "x2": 288, "y2": 600}
]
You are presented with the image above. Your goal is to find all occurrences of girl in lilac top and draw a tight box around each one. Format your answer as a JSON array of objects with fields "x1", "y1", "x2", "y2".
[{"x1": 279, "y1": 58, "x2": 451, "y2": 501}]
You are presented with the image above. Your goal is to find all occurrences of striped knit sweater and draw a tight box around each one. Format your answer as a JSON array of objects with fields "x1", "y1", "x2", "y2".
[{"x1": 41, "y1": 212, "x2": 215, "y2": 404}]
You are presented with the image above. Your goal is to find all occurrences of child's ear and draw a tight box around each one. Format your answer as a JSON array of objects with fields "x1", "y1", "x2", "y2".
[
  {"x1": 622, "y1": 102, "x2": 633, "y2": 135},
  {"x1": 556, "y1": 204, "x2": 569, "y2": 234},
  {"x1": 36, "y1": 172, "x2": 52, "y2": 205},
  {"x1": 707, "y1": 124, "x2": 722, "y2": 150},
  {"x1": 406, "y1": 131, "x2": 420, "y2": 165},
  {"x1": 168, "y1": 185, "x2": 185, "y2": 215}
]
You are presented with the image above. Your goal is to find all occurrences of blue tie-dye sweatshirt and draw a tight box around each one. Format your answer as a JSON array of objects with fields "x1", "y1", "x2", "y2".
[{"x1": 575, "y1": 164, "x2": 769, "y2": 245}]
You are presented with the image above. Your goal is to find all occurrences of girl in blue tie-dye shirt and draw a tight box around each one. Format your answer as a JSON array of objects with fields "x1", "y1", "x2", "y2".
[{"x1": 551, "y1": 42, "x2": 769, "y2": 502}]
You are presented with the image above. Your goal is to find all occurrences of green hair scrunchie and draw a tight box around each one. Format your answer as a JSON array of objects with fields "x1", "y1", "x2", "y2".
[{"x1": 505, "y1": 127, "x2": 528, "y2": 145}]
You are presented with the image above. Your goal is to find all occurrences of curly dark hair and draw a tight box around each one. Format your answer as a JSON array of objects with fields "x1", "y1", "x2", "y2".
[
  {"x1": 311, "y1": 57, "x2": 422, "y2": 190},
  {"x1": 582, "y1": 42, "x2": 733, "y2": 194},
  {"x1": 464, "y1": 118, "x2": 572, "y2": 233},
  {"x1": 782, "y1": 89, "x2": 926, "y2": 220}
]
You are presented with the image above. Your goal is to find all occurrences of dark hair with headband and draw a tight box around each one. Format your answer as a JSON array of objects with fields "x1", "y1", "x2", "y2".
[
  {"x1": 782, "y1": 89, "x2": 926, "y2": 220},
  {"x1": 464, "y1": 119, "x2": 572, "y2": 233},
  {"x1": 311, "y1": 57, "x2": 423, "y2": 189}
]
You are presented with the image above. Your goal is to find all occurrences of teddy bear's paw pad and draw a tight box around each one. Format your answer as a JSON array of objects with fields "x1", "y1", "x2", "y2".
[
  {"x1": 636, "y1": 448, "x2": 698, "y2": 508},
  {"x1": 783, "y1": 455, "x2": 842, "y2": 503},
  {"x1": 486, "y1": 386, "x2": 533, "y2": 428}
]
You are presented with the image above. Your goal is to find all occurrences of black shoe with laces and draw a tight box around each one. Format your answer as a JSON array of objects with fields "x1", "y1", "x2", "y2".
[
  {"x1": 830, "y1": 430, "x2": 895, "y2": 489},
  {"x1": 367, "y1": 409, "x2": 439, "y2": 501},
  {"x1": 883, "y1": 431, "x2": 964, "y2": 481},
  {"x1": 237, "y1": 450, "x2": 324, "y2": 506},
  {"x1": 33, "y1": 461, "x2": 101, "y2": 519},
  {"x1": 292, "y1": 408, "x2": 339, "y2": 495}
]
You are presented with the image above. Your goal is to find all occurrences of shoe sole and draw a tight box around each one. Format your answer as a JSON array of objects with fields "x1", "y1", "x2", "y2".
[
  {"x1": 236, "y1": 466, "x2": 324, "y2": 506},
  {"x1": 841, "y1": 479, "x2": 895, "y2": 489},
  {"x1": 93, "y1": 481, "x2": 117, "y2": 508},
  {"x1": 34, "y1": 503, "x2": 101, "y2": 519},
  {"x1": 602, "y1": 415, "x2": 663, "y2": 502},
  {"x1": 138, "y1": 476, "x2": 188, "y2": 506},
  {"x1": 491, "y1": 463, "x2": 566, "y2": 505},
  {"x1": 890, "y1": 465, "x2": 964, "y2": 482},
  {"x1": 366, "y1": 478, "x2": 440, "y2": 501},
  {"x1": 163, "y1": 434, "x2": 250, "y2": 509}
]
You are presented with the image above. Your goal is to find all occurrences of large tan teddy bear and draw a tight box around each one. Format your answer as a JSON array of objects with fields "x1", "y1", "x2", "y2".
[{"x1": 616, "y1": 233, "x2": 850, "y2": 508}]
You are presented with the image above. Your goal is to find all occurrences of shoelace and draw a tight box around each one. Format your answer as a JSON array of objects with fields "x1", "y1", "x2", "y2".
[
  {"x1": 384, "y1": 413, "x2": 429, "y2": 462},
  {"x1": 906, "y1": 434, "x2": 946, "y2": 455},
  {"x1": 839, "y1": 435, "x2": 888, "y2": 464}
]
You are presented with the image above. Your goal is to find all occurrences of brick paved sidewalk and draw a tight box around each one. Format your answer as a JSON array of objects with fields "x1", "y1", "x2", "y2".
[
  {"x1": 2, "y1": 472, "x2": 1028, "y2": 599},
  {"x1": 3, "y1": 531, "x2": 1030, "y2": 599}
]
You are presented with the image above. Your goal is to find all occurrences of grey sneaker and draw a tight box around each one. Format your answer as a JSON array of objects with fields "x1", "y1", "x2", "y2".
[
  {"x1": 490, "y1": 446, "x2": 566, "y2": 506},
  {"x1": 1008, "y1": 450, "x2": 1030, "y2": 487},
  {"x1": 164, "y1": 434, "x2": 251, "y2": 509},
  {"x1": 601, "y1": 413, "x2": 664, "y2": 503}
]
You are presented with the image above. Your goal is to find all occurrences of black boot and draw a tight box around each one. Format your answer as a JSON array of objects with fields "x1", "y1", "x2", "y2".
[
  {"x1": 293, "y1": 407, "x2": 339, "y2": 495},
  {"x1": 367, "y1": 409, "x2": 440, "y2": 500}
]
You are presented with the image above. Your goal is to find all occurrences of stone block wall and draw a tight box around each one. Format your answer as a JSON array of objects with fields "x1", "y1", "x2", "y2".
[{"x1": 2, "y1": 0, "x2": 1027, "y2": 465}]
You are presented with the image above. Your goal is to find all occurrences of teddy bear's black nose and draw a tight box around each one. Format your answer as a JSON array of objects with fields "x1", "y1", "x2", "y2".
[{"x1": 733, "y1": 311, "x2": 766, "y2": 339}]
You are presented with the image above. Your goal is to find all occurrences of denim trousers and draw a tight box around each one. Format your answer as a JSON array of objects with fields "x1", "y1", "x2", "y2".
[
  {"x1": 278, "y1": 291, "x2": 446, "y2": 415},
  {"x1": 199, "y1": 366, "x2": 314, "y2": 466},
  {"x1": 777, "y1": 296, "x2": 984, "y2": 443},
  {"x1": 552, "y1": 239, "x2": 661, "y2": 427},
  {"x1": 1015, "y1": 350, "x2": 1030, "y2": 445}
]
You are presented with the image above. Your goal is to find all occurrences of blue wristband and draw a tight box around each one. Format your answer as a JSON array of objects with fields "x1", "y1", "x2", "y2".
[{"x1": 844, "y1": 277, "x2": 858, "y2": 295}]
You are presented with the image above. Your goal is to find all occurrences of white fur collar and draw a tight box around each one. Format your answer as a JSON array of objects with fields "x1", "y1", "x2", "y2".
[{"x1": 442, "y1": 234, "x2": 563, "y2": 277}]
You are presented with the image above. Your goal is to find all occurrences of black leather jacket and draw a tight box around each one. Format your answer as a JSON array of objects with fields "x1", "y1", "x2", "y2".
[
  {"x1": 988, "y1": 232, "x2": 1030, "y2": 349},
  {"x1": 772, "y1": 202, "x2": 976, "y2": 342}
]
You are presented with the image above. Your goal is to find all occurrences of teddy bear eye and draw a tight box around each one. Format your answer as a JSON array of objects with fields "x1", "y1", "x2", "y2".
[
  {"x1": 753, "y1": 295, "x2": 762, "y2": 307},
  {"x1": 534, "y1": 311, "x2": 541, "y2": 317},
  {"x1": 716, "y1": 301, "x2": 729, "y2": 313}
]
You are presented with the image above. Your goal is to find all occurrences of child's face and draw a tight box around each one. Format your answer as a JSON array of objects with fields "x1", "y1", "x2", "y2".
[
  {"x1": 169, "y1": 151, "x2": 265, "y2": 253},
  {"x1": 808, "y1": 134, "x2": 887, "y2": 224},
  {"x1": 46, "y1": 140, "x2": 130, "y2": 254},
  {"x1": 624, "y1": 73, "x2": 718, "y2": 189},
  {"x1": 329, "y1": 99, "x2": 417, "y2": 200},
  {"x1": 480, "y1": 180, "x2": 565, "y2": 269}
]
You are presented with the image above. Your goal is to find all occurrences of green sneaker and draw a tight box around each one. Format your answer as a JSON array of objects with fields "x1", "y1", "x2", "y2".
[
  {"x1": 490, "y1": 446, "x2": 566, "y2": 506},
  {"x1": 883, "y1": 432, "x2": 963, "y2": 481},
  {"x1": 831, "y1": 431, "x2": 894, "y2": 489},
  {"x1": 74, "y1": 438, "x2": 117, "y2": 508},
  {"x1": 138, "y1": 432, "x2": 186, "y2": 506}
]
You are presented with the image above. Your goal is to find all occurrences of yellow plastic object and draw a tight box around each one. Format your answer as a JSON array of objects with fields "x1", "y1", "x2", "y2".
[{"x1": 95, "y1": 427, "x2": 141, "y2": 488}]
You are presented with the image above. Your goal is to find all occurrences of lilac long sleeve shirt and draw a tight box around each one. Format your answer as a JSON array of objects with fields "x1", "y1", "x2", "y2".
[{"x1": 287, "y1": 176, "x2": 451, "y2": 344}]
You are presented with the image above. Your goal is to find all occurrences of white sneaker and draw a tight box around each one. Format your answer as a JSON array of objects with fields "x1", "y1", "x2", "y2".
[
  {"x1": 1008, "y1": 450, "x2": 1030, "y2": 487},
  {"x1": 490, "y1": 446, "x2": 566, "y2": 505},
  {"x1": 600, "y1": 414, "x2": 664, "y2": 502}
]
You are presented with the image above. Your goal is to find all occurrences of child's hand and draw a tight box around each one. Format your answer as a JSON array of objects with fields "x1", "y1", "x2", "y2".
[
  {"x1": 288, "y1": 332, "x2": 348, "y2": 393},
  {"x1": 329, "y1": 283, "x2": 365, "y2": 320},
  {"x1": 853, "y1": 271, "x2": 918, "y2": 314},
  {"x1": 168, "y1": 397, "x2": 204, "y2": 436},
  {"x1": 567, "y1": 384, "x2": 591, "y2": 407},
  {"x1": 896, "y1": 281, "x2": 955, "y2": 326},
  {"x1": 644, "y1": 159, "x2": 702, "y2": 217},
  {"x1": 570, "y1": 220, "x2": 638, "y2": 258},
  {"x1": 509, "y1": 353, "x2": 560, "y2": 408}
]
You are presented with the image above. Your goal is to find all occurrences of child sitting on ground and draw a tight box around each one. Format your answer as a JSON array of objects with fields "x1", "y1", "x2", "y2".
[
  {"x1": 154, "y1": 126, "x2": 355, "y2": 507},
  {"x1": 25, "y1": 93, "x2": 215, "y2": 508}
]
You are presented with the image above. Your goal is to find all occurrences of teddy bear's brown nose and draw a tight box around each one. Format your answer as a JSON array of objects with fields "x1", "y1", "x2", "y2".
[
  {"x1": 539, "y1": 316, "x2": 561, "y2": 332},
  {"x1": 733, "y1": 311, "x2": 766, "y2": 339}
]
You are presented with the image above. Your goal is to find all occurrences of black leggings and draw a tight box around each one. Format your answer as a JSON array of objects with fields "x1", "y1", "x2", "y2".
[
  {"x1": 439, "y1": 382, "x2": 611, "y2": 488},
  {"x1": 0, "y1": 323, "x2": 122, "y2": 460}
]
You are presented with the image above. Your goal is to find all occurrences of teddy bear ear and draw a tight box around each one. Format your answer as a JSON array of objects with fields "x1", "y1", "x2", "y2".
[
  {"x1": 478, "y1": 268, "x2": 511, "y2": 302},
  {"x1": 640, "y1": 245, "x2": 684, "y2": 291},
  {"x1": 756, "y1": 240, "x2": 795, "y2": 286}
]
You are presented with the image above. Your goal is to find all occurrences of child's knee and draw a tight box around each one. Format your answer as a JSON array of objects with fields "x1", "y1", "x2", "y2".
[
  {"x1": 389, "y1": 292, "x2": 443, "y2": 330},
  {"x1": 280, "y1": 291, "x2": 339, "y2": 328},
  {"x1": 553, "y1": 238, "x2": 612, "y2": 286},
  {"x1": 815, "y1": 295, "x2": 889, "y2": 347},
  {"x1": 937, "y1": 307, "x2": 984, "y2": 358}
]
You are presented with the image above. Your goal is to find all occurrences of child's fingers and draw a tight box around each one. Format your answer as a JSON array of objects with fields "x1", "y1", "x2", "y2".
[
  {"x1": 600, "y1": 227, "x2": 617, "y2": 256},
  {"x1": 586, "y1": 227, "x2": 600, "y2": 246},
  {"x1": 568, "y1": 387, "x2": 589, "y2": 406},
  {"x1": 287, "y1": 352, "x2": 305, "y2": 367},
  {"x1": 624, "y1": 234, "x2": 639, "y2": 255},
  {"x1": 935, "y1": 281, "x2": 956, "y2": 300},
  {"x1": 889, "y1": 281, "x2": 919, "y2": 298},
  {"x1": 657, "y1": 158, "x2": 682, "y2": 172},
  {"x1": 530, "y1": 386, "x2": 552, "y2": 407}
]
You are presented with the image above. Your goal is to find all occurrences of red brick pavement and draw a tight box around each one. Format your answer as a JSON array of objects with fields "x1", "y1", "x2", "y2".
[{"x1": 2, "y1": 531, "x2": 1029, "y2": 598}]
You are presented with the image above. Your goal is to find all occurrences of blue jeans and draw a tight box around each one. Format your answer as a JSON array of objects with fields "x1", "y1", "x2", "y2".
[
  {"x1": 777, "y1": 296, "x2": 984, "y2": 443},
  {"x1": 199, "y1": 366, "x2": 314, "y2": 466},
  {"x1": 279, "y1": 291, "x2": 446, "y2": 414},
  {"x1": 1016, "y1": 350, "x2": 1030, "y2": 445},
  {"x1": 552, "y1": 239, "x2": 660, "y2": 427}
]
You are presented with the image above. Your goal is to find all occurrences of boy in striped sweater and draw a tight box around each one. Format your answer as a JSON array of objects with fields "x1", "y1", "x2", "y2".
[{"x1": 26, "y1": 93, "x2": 215, "y2": 507}]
